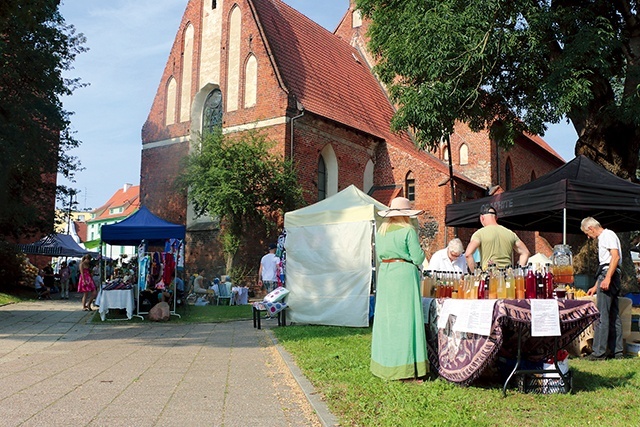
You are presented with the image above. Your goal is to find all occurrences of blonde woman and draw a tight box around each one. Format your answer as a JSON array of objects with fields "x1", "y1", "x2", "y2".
[
  {"x1": 370, "y1": 197, "x2": 428, "y2": 382},
  {"x1": 78, "y1": 255, "x2": 97, "y2": 311}
]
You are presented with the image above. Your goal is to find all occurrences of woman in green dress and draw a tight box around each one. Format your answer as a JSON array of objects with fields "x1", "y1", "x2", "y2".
[{"x1": 371, "y1": 197, "x2": 428, "y2": 381}]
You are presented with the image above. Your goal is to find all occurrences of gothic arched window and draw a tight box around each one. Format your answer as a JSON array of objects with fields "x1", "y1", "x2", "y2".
[
  {"x1": 405, "y1": 171, "x2": 416, "y2": 201},
  {"x1": 318, "y1": 155, "x2": 327, "y2": 201},
  {"x1": 202, "y1": 89, "x2": 223, "y2": 134},
  {"x1": 505, "y1": 158, "x2": 513, "y2": 190}
]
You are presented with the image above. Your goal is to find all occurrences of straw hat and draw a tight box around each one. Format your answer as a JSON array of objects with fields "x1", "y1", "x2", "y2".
[{"x1": 377, "y1": 197, "x2": 423, "y2": 217}]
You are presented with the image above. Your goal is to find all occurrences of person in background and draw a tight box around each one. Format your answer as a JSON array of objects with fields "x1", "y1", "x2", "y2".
[
  {"x1": 92, "y1": 261, "x2": 101, "y2": 290},
  {"x1": 68, "y1": 260, "x2": 79, "y2": 292},
  {"x1": 428, "y1": 238, "x2": 467, "y2": 273},
  {"x1": 258, "y1": 243, "x2": 279, "y2": 294},
  {"x1": 194, "y1": 269, "x2": 214, "y2": 303},
  {"x1": 43, "y1": 263, "x2": 56, "y2": 294},
  {"x1": 174, "y1": 272, "x2": 185, "y2": 306},
  {"x1": 78, "y1": 255, "x2": 97, "y2": 311},
  {"x1": 59, "y1": 261, "x2": 70, "y2": 299},
  {"x1": 35, "y1": 270, "x2": 51, "y2": 300},
  {"x1": 370, "y1": 197, "x2": 428, "y2": 382},
  {"x1": 581, "y1": 217, "x2": 624, "y2": 360},
  {"x1": 464, "y1": 205, "x2": 530, "y2": 271}
]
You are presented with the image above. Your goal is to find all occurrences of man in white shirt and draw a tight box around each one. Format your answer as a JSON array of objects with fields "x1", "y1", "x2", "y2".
[
  {"x1": 428, "y1": 238, "x2": 467, "y2": 273},
  {"x1": 258, "y1": 243, "x2": 279, "y2": 293},
  {"x1": 581, "y1": 216, "x2": 623, "y2": 360}
]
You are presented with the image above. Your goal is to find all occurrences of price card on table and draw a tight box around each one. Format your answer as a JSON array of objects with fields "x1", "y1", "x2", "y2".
[
  {"x1": 530, "y1": 299, "x2": 561, "y2": 337},
  {"x1": 437, "y1": 299, "x2": 496, "y2": 336}
]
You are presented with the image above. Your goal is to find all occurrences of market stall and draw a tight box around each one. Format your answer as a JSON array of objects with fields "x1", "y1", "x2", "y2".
[
  {"x1": 100, "y1": 206, "x2": 185, "y2": 320},
  {"x1": 424, "y1": 298, "x2": 599, "y2": 394},
  {"x1": 284, "y1": 185, "x2": 387, "y2": 327},
  {"x1": 445, "y1": 155, "x2": 640, "y2": 239}
]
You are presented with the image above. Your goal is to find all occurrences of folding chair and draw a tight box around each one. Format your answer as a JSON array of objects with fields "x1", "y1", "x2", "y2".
[{"x1": 216, "y1": 282, "x2": 232, "y2": 306}]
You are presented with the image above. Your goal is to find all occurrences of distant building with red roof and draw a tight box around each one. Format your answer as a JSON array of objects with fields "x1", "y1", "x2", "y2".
[
  {"x1": 140, "y1": 0, "x2": 565, "y2": 273},
  {"x1": 87, "y1": 184, "x2": 140, "y2": 259}
]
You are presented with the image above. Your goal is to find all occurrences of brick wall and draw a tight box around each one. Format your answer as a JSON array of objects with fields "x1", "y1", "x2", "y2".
[{"x1": 139, "y1": 0, "x2": 568, "y2": 275}]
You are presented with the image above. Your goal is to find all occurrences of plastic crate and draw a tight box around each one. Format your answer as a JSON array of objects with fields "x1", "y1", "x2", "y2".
[{"x1": 516, "y1": 370, "x2": 572, "y2": 394}]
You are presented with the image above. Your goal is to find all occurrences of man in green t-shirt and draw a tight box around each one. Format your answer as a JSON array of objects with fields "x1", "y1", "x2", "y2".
[{"x1": 464, "y1": 205, "x2": 530, "y2": 271}]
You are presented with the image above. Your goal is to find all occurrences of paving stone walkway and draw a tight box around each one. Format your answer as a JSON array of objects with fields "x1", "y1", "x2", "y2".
[{"x1": 0, "y1": 296, "x2": 337, "y2": 427}]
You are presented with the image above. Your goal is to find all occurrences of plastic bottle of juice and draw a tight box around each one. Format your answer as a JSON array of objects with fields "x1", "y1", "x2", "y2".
[
  {"x1": 477, "y1": 273, "x2": 486, "y2": 299},
  {"x1": 505, "y1": 266, "x2": 516, "y2": 299},
  {"x1": 457, "y1": 272, "x2": 465, "y2": 299},
  {"x1": 446, "y1": 272, "x2": 453, "y2": 298},
  {"x1": 536, "y1": 268, "x2": 545, "y2": 299},
  {"x1": 464, "y1": 273, "x2": 473, "y2": 299},
  {"x1": 545, "y1": 263, "x2": 554, "y2": 299},
  {"x1": 525, "y1": 263, "x2": 537, "y2": 299},
  {"x1": 515, "y1": 266, "x2": 525, "y2": 299},
  {"x1": 488, "y1": 263, "x2": 498, "y2": 299},
  {"x1": 497, "y1": 268, "x2": 507, "y2": 299}
]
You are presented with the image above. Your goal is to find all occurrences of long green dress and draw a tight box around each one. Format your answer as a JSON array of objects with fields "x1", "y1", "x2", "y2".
[{"x1": 370, "y1": 224, "x2": 428, "y2": 380}]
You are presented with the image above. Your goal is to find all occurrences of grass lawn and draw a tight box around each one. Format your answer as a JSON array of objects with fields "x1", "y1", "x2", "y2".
[
  {"x1": 92, "y1": 303, "x2": 254, "y2": 323},
  {"x1": 0, "y1": 285, "x2": 36, "y2": 306},
  {"x1": 273, "y1": 325, "x2": 640, "y2": 427}
]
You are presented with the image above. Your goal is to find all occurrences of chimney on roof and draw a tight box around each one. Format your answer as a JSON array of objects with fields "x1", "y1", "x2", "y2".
[{"x1": 123, "y1": 183, "x2": 133, "y2": 193}]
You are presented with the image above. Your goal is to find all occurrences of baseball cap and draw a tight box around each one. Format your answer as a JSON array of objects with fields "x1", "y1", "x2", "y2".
[{"x1": 480, "y1": 205, "x2": 497, "y2": 216}]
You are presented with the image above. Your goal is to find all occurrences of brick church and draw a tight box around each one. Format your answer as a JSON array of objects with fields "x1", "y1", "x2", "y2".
[{"x1": 140, "y1": 0, "x2": 565, "y2": 275}]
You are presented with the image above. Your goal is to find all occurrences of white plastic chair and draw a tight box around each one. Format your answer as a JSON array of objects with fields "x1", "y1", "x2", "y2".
[{"x1": 216, "y1": 282, "x2": 232, "y2": 306}]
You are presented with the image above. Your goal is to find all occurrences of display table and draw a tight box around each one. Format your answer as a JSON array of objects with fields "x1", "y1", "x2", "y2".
[
  {"x1": 99, "y1": 289, "x2": 135, "y2": 321},
  {"x1": 424, "y1": 299, "x2": 599, "y2": 387}
]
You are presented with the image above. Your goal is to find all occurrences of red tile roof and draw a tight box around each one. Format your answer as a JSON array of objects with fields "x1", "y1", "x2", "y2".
[
  {"x1": 251, "y1": 0, "x2": 479, "y2": 186},
  {"x1": 524, "y1": 132, "x2": 565, "y2": 162},
  {"x1": 90, "y1": 185, "x2": 140, "y2": 222}
]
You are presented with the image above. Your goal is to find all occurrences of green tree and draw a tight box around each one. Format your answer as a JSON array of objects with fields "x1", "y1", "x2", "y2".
[
  {"x1": 179, "y1": 128, "x2": 304, "y2": 271},
  {"x1": 0, "y1": 0, "x2": 86, "y2": 239},
  {"x1": 357, "y1": 0, "x2": 640, "y2": 179}
]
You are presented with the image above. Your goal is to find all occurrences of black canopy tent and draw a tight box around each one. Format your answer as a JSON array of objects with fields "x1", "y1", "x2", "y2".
[
  {"x1": 19, "y1": 233, "x2": 97, "y2": 258},
  {"x1": 445, "y1": 155, "x2": 640, "y2": 239}
]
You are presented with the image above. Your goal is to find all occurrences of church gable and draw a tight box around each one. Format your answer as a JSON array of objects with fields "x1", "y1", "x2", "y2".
[{"x1": 142, "y1": 0, "x2": 291, "y2": 145}]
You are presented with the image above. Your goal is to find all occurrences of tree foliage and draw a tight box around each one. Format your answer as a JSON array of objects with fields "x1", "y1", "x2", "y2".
[
  {"x1": 179, "y1": 129, "x2": 304, "y2": 267},
  {"x1": 0, "y1": 0, "x2": 86, "y2": 239},
  {"x1": 357, "y1": 0, "x2": 640, "y2": 179}
]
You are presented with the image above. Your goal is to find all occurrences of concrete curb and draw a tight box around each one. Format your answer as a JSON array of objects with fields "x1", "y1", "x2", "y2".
[{"x1": 267, "y1": 329, "x2": 341, "y2": 427}]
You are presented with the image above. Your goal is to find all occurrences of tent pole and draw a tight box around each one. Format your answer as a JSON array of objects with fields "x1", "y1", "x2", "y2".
[{"x1": 563, "y1": 208, "x2": 567, "y2": 245}]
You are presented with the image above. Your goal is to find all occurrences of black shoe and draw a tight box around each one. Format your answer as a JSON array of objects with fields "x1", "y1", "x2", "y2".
[
  {"x1": 586, "y1": 353, "x2": 607, "y2": 361},
  {"x1": 614, "y1": 353, "x2": 624, "y2": 359}
]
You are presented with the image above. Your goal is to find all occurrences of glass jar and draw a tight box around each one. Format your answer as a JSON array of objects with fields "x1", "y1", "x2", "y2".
[{"x1": 551, "y1": 244, "x2": 574, "y2": 284}]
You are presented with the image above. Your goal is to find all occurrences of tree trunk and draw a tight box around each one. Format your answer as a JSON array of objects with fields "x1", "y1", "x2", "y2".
[
  {"x1": 574, "y1": 118, "x2": 640, "y2": 182},
  {"x1": 573, "y1": 118, "x2": 639, "y2": 292},
  {"x1": 224, "y1": 252, "x2": 234, "y2": 277},
  {"x1": 619, "y1": 232, "x2": 638, "y2": 293}
]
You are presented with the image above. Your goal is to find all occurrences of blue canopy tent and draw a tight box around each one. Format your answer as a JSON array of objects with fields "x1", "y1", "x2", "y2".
[
  {"x1": 101, "y1": 206, "x2": 185, "y2": 246},
  {"x1": 100, "y1": 206, "x2": 186, "y2": 319}
]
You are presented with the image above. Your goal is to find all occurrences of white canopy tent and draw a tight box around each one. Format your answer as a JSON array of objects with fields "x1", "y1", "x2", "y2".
[{"x1": 284, "y1": 185, "x2": 388, "y2": 327}]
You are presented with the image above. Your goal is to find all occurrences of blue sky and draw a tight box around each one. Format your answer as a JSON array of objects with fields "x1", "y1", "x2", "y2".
[{"x1": 58, "y1": 0, "x2": 576, "y2": 211}]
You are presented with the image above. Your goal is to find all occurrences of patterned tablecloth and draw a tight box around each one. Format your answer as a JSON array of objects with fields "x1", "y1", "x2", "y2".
[{"x1": 424, "y1": 299, "x2": 599, "y2": 386}]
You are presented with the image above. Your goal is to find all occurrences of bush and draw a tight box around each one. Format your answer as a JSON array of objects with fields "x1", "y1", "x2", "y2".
[{"x1": 0, "y1": 240, "x2": 24, "y2": 291}]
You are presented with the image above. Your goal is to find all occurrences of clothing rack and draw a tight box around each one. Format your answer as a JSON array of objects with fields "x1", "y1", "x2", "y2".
[{"x1": 137, "y1": 242, "x2": 183, "y2": 319}]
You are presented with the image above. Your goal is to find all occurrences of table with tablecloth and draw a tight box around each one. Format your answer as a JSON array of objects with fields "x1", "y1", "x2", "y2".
[
  {"x1": 99, "y1": 289, "x2": 135, "y2": 321},
  {"x1": 423, "y1": 298, "x2": 599, "y2": 386}
]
